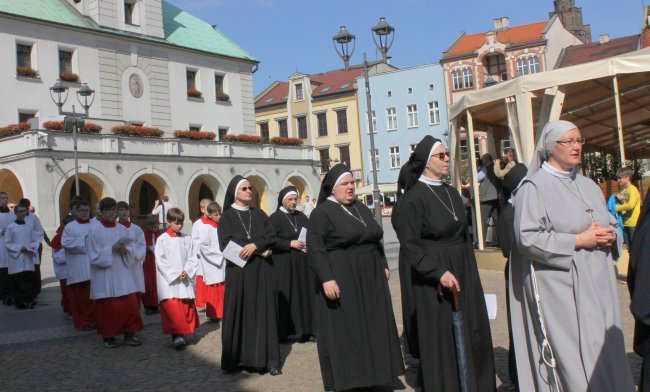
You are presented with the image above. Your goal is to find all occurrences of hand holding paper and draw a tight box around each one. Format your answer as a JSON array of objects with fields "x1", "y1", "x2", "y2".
[{"x1": 223, "y1": 241, "x2": 247, "y2": 268}]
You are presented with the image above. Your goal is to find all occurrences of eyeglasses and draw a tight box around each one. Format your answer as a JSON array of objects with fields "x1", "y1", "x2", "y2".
[
  {"x1": 240, "y1": 186, "x2": 254, "y2": 192},
  {"x1": 431, "y1": 152, "x2": 450, "y2": 160},
  {"x1": 556, "y1": 138, "x2": 586, "y2": 147}
]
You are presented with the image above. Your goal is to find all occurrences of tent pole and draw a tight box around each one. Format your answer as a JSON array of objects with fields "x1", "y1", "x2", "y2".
[
  {"x1": 612, "y1": 75, "x2": 626, "y2": 163},
  {"x1": 466, "y1": 110, "x2": 484, "y2": 250},
  {"x1": 450, "y1": 119, "x2": 462, "y2": 192}
]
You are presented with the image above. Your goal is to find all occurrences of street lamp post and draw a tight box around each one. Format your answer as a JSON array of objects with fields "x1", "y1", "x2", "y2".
[
  {"x1": 332, "y1": 18, "x2": 395, "y2": 227},
  {"x1": 49, "y1": 80, "x2": 95, "y2": 197}
]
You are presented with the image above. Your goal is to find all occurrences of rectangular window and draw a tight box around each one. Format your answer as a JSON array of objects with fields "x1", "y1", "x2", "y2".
[
  {"x1": 214, "y1": 74, "x2": 224, "y2": 93},
  {"x1": 463, "y1": 68, "x2": 474, "y2": 88},
  {"x1": 319, "y1": 149, "x2": 330, "y2": 173},
  {"x1": 452, "y1": 70, "x2": 462, "y2": 90},
  {"x1": 18, "y1": 111, "x2": 36, "y2": 123},
  {"x1": 296, "y1": 116, "x2": 307, "y2": 139},
  {"x1": 517, "y1": 58, "x2": 529, "y2": 76},
  {"x1": 366, "y1": 110, "x2": 376, "y2": 133},
  {"x1": 428, "y1": 101, "x2": 440, "y2": 125},
  {"x1": 124, "y1": 1, "x2": 135, "y2": 24},
  {"x1": 59, "y1": 50, "x2": 73, "y2": 73},
  {"x1": 406, "y1": 104, "x2": 418, "y2": 128},
  {"x1": 186, "y1": 69, "x2": 197, "y2": 90},
  {"x1": 189, "y1": 125, "x2": 201, "y2": 131},
  {"x1": 336, "y1": 110, "x2": 348, "y2": 134},
  {"x1": 389, "y1": 146, "x2": 401, "y2": 169},
  {"x1": 529, "y1": 56, "x2": 540, "y2": 74},
  {"x1": 316, "y1": 112, "x2": 328, "y2": 137},
  {"x1": 259, "y1": 122, "x2": 269, "y2": 143},
  {"x1": 409, "y1": 144, "x2": 418, "y2": 154},
  {"x1": 339, "y1": 146, "x2": 350, "y2": 168},
  {"x1": 500, "y1": 138, "x2": 512, "y2": 155},
  {"x1": 218, "y1": 127, "x2": 229, "y2": 140},
  {"x1": 295, "y1": 83, "x2": 304, "y2": 101},
  {"x1": 386, "y1": 107, "x2": 397, "y2": 131},
  {"x1": 278, "y1": 119, "x2": 288, "y2": 138},
  {"x1": 459, "y1": 138, "x2": 480, "y2": 160},
  {"x1": 16, "y1": 44, "x2": 32, "y2": 68},
  {"x1": 369, "y1": 148, "x2": 380, "y2": 171}
]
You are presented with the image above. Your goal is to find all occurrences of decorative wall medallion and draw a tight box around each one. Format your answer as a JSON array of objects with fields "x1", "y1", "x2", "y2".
[{"x1": 129, "y1": 73, "x2": 143, "y2": 98}]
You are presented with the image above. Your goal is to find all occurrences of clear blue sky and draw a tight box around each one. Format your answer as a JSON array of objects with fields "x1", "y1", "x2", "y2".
[{"x1": 170, "y1": 0, "x2": 647, "y2": 95}]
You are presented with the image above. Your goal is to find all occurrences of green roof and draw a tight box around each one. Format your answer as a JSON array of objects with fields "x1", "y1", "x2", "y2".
[{"x1": 0, "y1": 0, "x2": 257, "y2": 62}]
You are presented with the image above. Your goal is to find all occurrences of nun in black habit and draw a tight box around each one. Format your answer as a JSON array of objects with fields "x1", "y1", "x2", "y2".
[
  {"x1": 395, "y1": 136, "x2": 495, "y2": 392},
  {"x1": 269, "y1": 186, "x2": 316, "y2": 342},
  {"x1": 307, "y1": 164, "x2": 404, "y2": 392},
  {"x1": 628, "y1": 190, "x2": 650, "y2": 392},
  {"x1": 218, "y1": 175, "x2": 281, "y2": 376}
]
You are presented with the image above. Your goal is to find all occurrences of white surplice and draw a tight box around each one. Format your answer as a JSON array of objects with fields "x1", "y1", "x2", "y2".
[
  {"x1": 24, "y1": 213, "x2": 44, "y2": 265},
  {"x1": 154, "y1": 232, "x2": 199, "y2": 301},
  {"x1": 52, "y1": 248, "x2": 67, "y2": 280},
  {"x1": 0, "y1": 211, "x2": 15, "y2": 269},
  {"x1": 88, "y1": 223, "x2": 139, "y2": 300},
  {"x1": 190, "y1": 219, "x2": 205, "y2": 277},
  {"x1": 191, "y1": 220, "x2": 225, "y2": 285},
  {"x1": 5, "y1": 222, "x2": 39, "y2": 274},
  {"x1": 120, "y1": 222, "x2": 146, "y2": 293},
  {"x1": 62, "y1": 221, "x2": 94, "y2": 285}
]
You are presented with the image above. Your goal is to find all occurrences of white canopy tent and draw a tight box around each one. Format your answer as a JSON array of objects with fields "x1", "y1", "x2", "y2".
[{"x1": 448, "y1": 47, "x2": 650, "y2": 249}]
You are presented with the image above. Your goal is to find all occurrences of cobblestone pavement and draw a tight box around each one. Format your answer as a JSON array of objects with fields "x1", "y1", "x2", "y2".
[{"x1": 0, "y1": 248, "x2": 641, "y2": 391}]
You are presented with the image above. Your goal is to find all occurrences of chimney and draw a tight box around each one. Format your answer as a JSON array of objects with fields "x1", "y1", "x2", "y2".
[
  {"x1": 642, "y1": 6, "x2": 650, "y2": 49},
  {"x1": 598, "y1": 34, "x2": 610, "y2": 44},
  {"x1": 493, "y1": 17, "x2": 510, "y2": 30}
]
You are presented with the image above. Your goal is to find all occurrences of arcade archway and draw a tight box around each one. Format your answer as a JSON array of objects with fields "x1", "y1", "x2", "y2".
[
  {"x1": 247, "y1": 175, "x2": 269, "y2": 213},
  {"x1": 0, "y1": 169, "x2": 24, "y2": 204},
  {"x1": 284, "y1": 175, "x2": 311, "y2": 205},
  {"x1": 128, "y1": 173, "x2": 170, "y2": 227},
  {"x1": 187, "y1": 174, "x2": 222, "y2": 220},
  {"x1": 58, "y1": 174, "x2": 108, "y2": 220}
]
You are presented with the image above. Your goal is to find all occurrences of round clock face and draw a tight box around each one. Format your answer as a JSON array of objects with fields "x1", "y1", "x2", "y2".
[{"x1": 129, "y1": 73, "x2": 143, "y2": 98}]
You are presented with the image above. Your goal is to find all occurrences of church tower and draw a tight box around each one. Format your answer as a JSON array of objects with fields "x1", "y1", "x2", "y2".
[{"x1": 551, "y1": 0, "x2": 592, "y2": 43}]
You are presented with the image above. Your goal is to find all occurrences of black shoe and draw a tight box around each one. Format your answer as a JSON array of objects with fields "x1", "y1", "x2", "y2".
[
  {"x1": 124, "y1": 333, "x2": 142, "y2": 346},
  {"x1": 145, "y1": 308, "x2": 156, "y2": 315},
  {"x1": 268, "y1": 367, "x2": 282, "y2": 376},
  {"x1": 104, "y1": 338, "x2": 119, "y2": 348}
]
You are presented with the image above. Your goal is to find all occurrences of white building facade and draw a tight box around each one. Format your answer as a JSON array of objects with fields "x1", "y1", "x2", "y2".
[{"x1": 0, "y1": 0, "x2": 319, "y2": 232}]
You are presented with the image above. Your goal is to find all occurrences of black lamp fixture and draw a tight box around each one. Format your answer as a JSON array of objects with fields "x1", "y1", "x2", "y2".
[
  {"x1": 371, "y1": 17, "x2": 395, "y2": 63},
  {"x1": 76, "y1": 83, "x2": 95, "y2": 118},
  {"x1": 332, "y1": 26, "x2": 356, "y2": 70},
  {"x1": 49, "y1": 79, "x2": 69, "y2": 115}
]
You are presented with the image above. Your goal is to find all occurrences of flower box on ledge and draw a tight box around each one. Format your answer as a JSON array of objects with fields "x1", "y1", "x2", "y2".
[
  {"x1": 43, "y1": 121, "x2": 102, "y2": 134},
  {"x1": 111, "y1": 125, "x2": 163, "y2": 138},
  {"x1": 216, "y1": 91, "x2": 230, "y2": 102},
  {"x1": 174, "y1": 130, "x2": 216, "y2": 140},
  {"x1": 16, "y1": 66, "x2": 39, "y2": 79},
  {"x1": 0, "y1": 122, "x2": 31, "y2": 138},
  {"x1": 221, "y1": 134, "x2": 264, "y2": 144},
  {"x1": 187, "y1": 87, "x2": 203, "y2": 99},
  {"x1": 59, "y1": 71, "x2": 80, "y2": 83},
  {"x1": 269, "y1": 136, "x2": 304, "y2": 146}
]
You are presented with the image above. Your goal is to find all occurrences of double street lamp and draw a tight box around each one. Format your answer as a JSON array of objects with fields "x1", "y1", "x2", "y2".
[
  {"x1": 49, "y1": 80, "x2": 96, "y2": 197},
  {"x1": 332, "y1": 17, "x2": 395, "y2": 227}
]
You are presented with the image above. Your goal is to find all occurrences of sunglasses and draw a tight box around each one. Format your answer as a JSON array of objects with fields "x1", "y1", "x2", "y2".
[
  {"x1": 240, "y1": 186, "x2": 254, "y2": 192},
  {"x1": 431, "y1": 152, "x2": 450, "y2": 160}
]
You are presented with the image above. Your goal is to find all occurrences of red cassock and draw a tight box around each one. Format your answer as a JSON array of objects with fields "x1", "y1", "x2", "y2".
[
  {"x1": 68, "y1": 280, "x2": 96, "y2": 329},
  {"x1": 195, "y1": 275, "x2": 207, "y2": 308},
  {"x1": 159, "y1": 298, "x2": 200, "y2": 335},
  {"x1": 95, "y1": 293, "x2": 144, "y2": 338},
  {"x1": 205, "y1": 282, "x2": 225, "y2": 319},
  {"x1": 142, "y1": 229, "x2": 162, "y2": 308}
]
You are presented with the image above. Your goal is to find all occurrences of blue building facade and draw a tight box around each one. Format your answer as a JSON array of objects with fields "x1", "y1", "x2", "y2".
[{"x1": 356, "y1": 63, "x2": 448, "y2": 206}]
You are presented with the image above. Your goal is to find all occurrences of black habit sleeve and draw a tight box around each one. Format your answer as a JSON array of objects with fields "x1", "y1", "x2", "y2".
[
  {"x1": 217, "y1": 210, "x2": 238, "y2": 250},
  {"x1": 269, "y1": 213, "x2": 291, "y2": 252},
  {"x1": 252, "y1": 209, "x2": 275, "y2": 251},
  {"x1": 307, "y1": 207, "x2": 334, "y2": 284},
  {"x1": 396, "y1": 193, "x2": 446, "y2": 281}
]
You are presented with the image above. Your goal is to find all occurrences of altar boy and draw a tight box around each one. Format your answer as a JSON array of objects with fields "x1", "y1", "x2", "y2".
[
  {"x1": 89, "y1": 198, "x2": 144, "y2": 348},
  {"x1": 4, "y1": 205, "x2": 40, "y2": 309},
  {"x1": 155, "y1": 208, "x2": 200, "y2": 349}
]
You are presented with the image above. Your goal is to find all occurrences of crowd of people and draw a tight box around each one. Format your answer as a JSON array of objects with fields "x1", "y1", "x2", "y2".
[{"x1": 0, "y1": 119, "x2": 648, "y2": 391}]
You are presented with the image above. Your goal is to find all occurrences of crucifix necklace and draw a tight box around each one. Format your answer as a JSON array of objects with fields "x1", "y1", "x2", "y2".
[
  {"x1": 339, "y1": 203, "x2": 367, "y2": 227},
  {"x1": 426, "y1": 184, "x2": 458, "y2": 221},
  {"x1": 284, "y1": 212, "x2": 298, "y2": 232},
  {"x1": 235, "y1": 210, "x2": 252, "y2": 240},
  {"x1": 557, "y1": 179, "x2": 597, "y2": 225}
]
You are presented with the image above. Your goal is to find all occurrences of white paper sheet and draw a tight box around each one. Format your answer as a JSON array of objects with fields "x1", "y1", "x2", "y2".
[
  {"x1": 298, "y1": 228, "x2": 307, "y2": 252},
  {"x1": 223, "y1": 241, "x2": 247, "y2": 268},
  {"x1": 484, "y1": 294, "x2": 497, "y2": 320}
]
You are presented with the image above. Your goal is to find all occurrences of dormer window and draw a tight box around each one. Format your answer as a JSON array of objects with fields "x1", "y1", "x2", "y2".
[
  {"x1": 124, "y1": 0, "x2": 138, "y2": 25},
  {"x1": 294, "y1": 83, "x2": 304, "y2": 101}
]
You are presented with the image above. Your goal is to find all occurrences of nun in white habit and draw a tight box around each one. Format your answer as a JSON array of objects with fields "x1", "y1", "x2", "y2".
[{"x1": 509, "y1": 120, "x2": 635, "y2": 391}]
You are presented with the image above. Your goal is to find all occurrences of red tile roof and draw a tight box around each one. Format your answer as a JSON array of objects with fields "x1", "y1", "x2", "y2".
[
  {"x1": 555, "y1": 35, "x2": 640, "y2": 68},
  {"x1": 444, "y1": 21, "x2": 549, "y2": 58},
  {"x1": 255, "y1": 65, "x2": 367, "y2": 109}
]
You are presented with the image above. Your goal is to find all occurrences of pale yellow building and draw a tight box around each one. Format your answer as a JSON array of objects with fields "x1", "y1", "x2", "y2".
[{"x1": 255, "y1": 63, "x2": 392, "y2": 194}]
